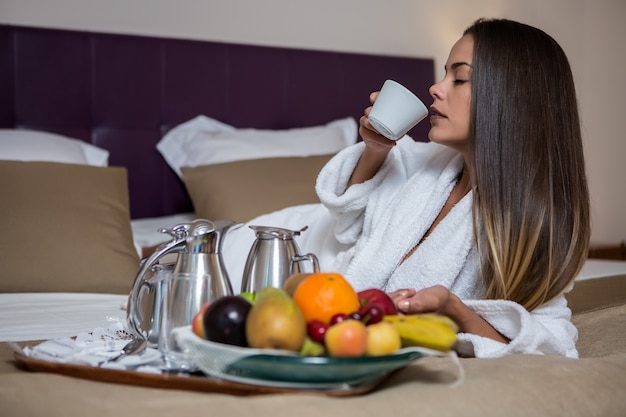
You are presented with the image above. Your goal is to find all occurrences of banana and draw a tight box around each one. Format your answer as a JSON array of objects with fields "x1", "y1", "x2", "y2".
[
  {"x1": 383, "y1": 314, "x2": 458, "y2": 352},
  {"x1": 408, "y1": 313, "x2": 459, "y2": 332}
]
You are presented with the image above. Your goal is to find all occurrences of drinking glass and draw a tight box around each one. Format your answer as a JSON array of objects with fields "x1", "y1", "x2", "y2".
[{"x1": 158, "y1": 272, "x2": 212, "y2": 371}]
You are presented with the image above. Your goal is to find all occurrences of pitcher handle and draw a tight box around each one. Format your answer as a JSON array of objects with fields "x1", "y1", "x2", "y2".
[
  {"x1": 291, "y1": 253, "x2": 320, "y2": 274},
  {"x1": 127, "y1": 238, "x2": 184, "y2": 339}
]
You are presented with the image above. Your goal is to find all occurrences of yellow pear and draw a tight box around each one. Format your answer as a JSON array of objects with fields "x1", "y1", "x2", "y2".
[{"x1": 245, "y1": 287, "x2": 307, "y2": 351}]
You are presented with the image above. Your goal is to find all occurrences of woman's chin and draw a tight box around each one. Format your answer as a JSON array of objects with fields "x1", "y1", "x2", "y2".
[{"x1": 427, "y1": 135, "x2": 469, "y2": 153}]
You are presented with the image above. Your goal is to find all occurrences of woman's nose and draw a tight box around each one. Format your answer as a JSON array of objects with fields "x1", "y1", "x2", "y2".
[{"x1": 429, "y1": 81, "x2": 444, "y2": 100}]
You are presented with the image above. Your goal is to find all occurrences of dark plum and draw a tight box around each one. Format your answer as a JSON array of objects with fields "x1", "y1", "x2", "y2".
[{"x1": 203, "y1": 295, "x2": 252, "y2": 347}]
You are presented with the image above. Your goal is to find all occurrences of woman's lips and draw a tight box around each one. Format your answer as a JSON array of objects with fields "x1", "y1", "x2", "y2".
[{"x1": 430, "y1": 106, "x2": 446, "y2": 120}]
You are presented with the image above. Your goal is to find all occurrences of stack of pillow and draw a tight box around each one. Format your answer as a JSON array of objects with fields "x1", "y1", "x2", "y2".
[
  {"x1": 0, "y1": 116, "x2": 357, "y2": 294},
  {"x1": 157, "y1": 115, "x2": 357, "y2": 223}
]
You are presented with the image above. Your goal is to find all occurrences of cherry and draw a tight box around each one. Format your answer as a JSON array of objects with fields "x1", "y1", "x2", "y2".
[
  {"x1": 361, "y1": 305, "x2": 384, "y2": 325},
  {"x1": 330, "y1": 313, "x2": 347, "y2": 326},
  {"x1": 306, "y1": 320, "x2": 328, "y2": 344},
  {"x1": 348, "y1": 311, "x2": 362, "y2": 321}
]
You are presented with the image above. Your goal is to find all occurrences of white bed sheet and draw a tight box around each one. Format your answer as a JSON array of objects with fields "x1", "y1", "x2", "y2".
[
  {"x1": 0, "y1": 293, "x2": 128, "y2": 342},
  {"x1": 575, "y1": 259, "x2": 626, "y2": 281},
  {"x1": 1, "y1": 260, "x2": 623, "y2": 344}
]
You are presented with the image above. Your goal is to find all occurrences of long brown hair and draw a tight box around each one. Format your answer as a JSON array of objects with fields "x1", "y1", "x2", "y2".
[{"x1": 464, "y1": 18, "x2": 590, "y2": 311}]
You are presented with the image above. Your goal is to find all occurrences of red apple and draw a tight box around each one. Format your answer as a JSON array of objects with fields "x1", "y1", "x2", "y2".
[{"x1": 357, "y1": 288, "x2": 398, "y2": 316}]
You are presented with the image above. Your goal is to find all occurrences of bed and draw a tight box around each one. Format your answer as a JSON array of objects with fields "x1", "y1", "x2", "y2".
[{"x1": 1, "y1": 24, "x2": 625, "y2": 416}]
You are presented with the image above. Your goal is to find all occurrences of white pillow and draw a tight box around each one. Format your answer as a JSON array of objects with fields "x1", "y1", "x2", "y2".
[
  {"x1": 157, "y1": 115, "x2": 357, "y2": 178},
  {"x1": 0, "y1": 129, "x2": 109, "y2": 166}
]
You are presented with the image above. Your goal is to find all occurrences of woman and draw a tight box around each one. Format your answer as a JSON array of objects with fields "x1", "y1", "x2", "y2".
[{"x1": 313, "y1": 18, "x2": 590, "y2": 358}]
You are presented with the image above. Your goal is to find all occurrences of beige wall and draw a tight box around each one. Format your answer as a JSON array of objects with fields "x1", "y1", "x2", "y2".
[{"x1": 1, "y1": 0, "x2": 624, "y2": 245}]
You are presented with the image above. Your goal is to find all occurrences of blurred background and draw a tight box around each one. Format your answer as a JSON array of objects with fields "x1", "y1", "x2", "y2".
[{"x1": 1, "y1": 0, "x2": 623, "y2": 246}]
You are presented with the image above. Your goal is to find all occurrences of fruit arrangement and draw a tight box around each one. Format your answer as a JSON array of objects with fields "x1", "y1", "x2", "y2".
[{"x1": 191, "y1": 272, "x2": 458, "y2": 358}]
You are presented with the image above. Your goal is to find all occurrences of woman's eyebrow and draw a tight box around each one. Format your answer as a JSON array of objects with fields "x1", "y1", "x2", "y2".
[
  {"x1": 450, "y1": 62, "x2": 473, "y2": 70},
  {"x1": 443, "y1": 62, "x2": 473, "y2": 74}
]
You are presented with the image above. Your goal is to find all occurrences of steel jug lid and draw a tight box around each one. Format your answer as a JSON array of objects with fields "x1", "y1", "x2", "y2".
[{"x1": 249, "y1": 225, "x2": 308, "y2": 240}]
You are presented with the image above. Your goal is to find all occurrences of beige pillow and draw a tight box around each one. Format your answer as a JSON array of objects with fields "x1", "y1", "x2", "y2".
[
  {"x1": 567, "y1": 274, "x2": 626, "y2": 314},
  {"x1": 0, "y1": 161, "x2": 140, "y2": 294},
  {"x1": 182, "y1": 155, "x2": 333, "y2": 222},
  {"x1": 568, "y1": 275, "x2": 626, "y2": 358}
]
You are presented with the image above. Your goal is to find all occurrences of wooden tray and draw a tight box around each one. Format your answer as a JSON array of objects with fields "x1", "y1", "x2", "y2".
[{"x1": 13, "y1": 351, "x2": 387, "y2": 397}]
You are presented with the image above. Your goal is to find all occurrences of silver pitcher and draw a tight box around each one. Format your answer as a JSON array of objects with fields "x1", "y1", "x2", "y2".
[
  {"x1": 127, "y1": 219, "x2": 239, "y2": 347},
  {"x1": 241, "y1": 225, "x2": 319, "y2": 293}
]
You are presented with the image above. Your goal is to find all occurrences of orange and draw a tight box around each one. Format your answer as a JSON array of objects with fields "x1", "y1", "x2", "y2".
[{"x1": 292, "y1": 272, "x2": 360, "y2": 325}]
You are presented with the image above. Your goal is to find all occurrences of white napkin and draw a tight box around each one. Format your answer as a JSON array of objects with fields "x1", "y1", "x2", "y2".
[{"x1": 21, "y1": 321, "x2": 162, "y2": 372}]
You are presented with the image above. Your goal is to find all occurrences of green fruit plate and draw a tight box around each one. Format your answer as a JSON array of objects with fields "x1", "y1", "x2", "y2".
[
  {"x1": 226, "y1": 349, "x2": 425, "y2": 383},
  {"x1": 174, "y1": 326, "x2": 448, "y2": 390}
]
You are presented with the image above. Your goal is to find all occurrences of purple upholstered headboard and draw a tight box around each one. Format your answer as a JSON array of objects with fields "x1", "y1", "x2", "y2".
[{"x1": 0, "y1": 24, "x2": 434, "y2": 219}]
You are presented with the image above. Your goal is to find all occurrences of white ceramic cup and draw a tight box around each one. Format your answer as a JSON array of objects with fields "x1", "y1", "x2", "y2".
[
  {"x1": 368, "y1": 79, "x2": 429, "y2": 140},
  {"x1": 159, "y1": 272, "x2": 212, "y2": 372}
]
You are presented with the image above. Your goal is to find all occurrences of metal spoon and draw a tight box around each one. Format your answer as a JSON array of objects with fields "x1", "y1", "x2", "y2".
[{"x1": 104, "y1": 337, "x2": 148, "y2": 365}]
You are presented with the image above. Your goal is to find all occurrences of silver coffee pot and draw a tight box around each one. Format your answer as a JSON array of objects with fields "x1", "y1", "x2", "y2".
[
  {"x1": 240, "y1": 225, "x2": 319, "y2": 293},
  {"x1": 127, "y1": 219, "x2": 239, "y2": 347}
]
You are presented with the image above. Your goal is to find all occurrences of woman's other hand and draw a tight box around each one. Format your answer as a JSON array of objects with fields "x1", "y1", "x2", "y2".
[
  {"x1": 388, "y1": 286, "x2": 510, "y2": 344},
  {"x1": 389, "y1": 286, "x2": 451, "y2": 314}
]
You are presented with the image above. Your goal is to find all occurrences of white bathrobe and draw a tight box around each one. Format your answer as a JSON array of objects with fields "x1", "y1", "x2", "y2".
[
  {"x1": 317, "y1": 137, "x2": 578, "y2": 358},
  {"x1": 223, "y1": 137, "x2": 578, "y2": 358}
]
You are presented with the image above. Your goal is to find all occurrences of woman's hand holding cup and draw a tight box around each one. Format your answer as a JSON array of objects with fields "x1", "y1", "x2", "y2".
[{"x1": 367, "y1": 79, "x2": 428, "y2": 140}]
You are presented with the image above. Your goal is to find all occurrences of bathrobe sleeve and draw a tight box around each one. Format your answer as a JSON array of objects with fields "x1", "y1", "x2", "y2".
[
  {"x1": 315, "y1": 138, "x2": 441, "y2": 246},
  {"x1": 456, "y1": 295, "x2": 578, "y2": 358},
  {"x1": 315, "y1": 141, "x2": 380, "y2": 245}
]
